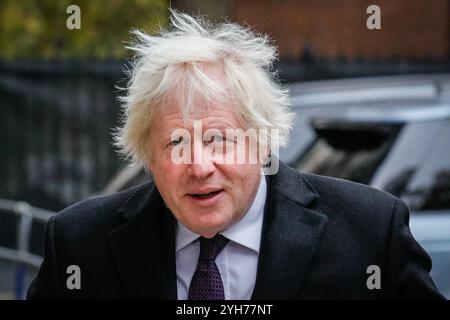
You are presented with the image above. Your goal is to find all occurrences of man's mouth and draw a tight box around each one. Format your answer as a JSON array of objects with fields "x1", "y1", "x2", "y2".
[
  {"x1": 186, "y1": 188, "x2": 225, "y2": 204},
  {"x1": 189, "y1": 190, "x2": 222, "y2": 199}
]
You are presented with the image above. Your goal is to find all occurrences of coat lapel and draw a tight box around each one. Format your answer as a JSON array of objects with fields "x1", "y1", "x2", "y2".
[
  {"x1": 252, "y1": 163, "x2": 329, "y2": 299},
  {"x1": 107, "y1": 182, "x2": 177, "y2": 299}
]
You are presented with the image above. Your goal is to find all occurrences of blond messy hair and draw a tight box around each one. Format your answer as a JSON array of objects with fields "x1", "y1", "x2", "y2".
[{"x1": 113, "y1": 10, "x2": 295, "y2": 166}]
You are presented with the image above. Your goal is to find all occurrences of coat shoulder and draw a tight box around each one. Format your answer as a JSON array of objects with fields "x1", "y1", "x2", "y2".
[
  {"x1": 301, "y1": 171, "x2": 401, "y2": 211},
  {"x1": 51, "y1": 181, "x2": 154, "y2": 241},
  {"x1": 298, "y1": 172, "x2": 405, "y2": 232}
]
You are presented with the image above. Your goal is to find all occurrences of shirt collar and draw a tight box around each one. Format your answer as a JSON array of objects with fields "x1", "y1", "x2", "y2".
[
  {"x1": 176, "y1": 221, "x2": 200, "y2": 252},
  {"x1": 175, "y1": 176, "x2": 267, "y2": 253}
]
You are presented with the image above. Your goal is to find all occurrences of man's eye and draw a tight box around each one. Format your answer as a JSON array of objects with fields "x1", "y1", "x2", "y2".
[
  {"x1": 169, "y1": 136, "x2": 183, "y2": 146},
  {"x1": 205, "y1": 135, "x2": 224, "y2": 144}
]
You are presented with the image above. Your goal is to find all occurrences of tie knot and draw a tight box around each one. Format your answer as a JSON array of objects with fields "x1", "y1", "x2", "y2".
[{"x1": 198, "y1": 235, "x2": 229, "y2": 261}]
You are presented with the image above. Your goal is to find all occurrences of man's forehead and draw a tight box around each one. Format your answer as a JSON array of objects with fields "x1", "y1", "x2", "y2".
[
  {"x1": 156, "y1": 103, "x2": 242, "y2": 127},
  {"x1": 160, "y1": 100, "x2": 236, "y2": 116}
]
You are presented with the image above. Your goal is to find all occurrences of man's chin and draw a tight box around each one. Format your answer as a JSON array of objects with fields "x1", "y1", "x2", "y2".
[{"x1": 187, "y1": 216, "x2": 233, "y2": 237}]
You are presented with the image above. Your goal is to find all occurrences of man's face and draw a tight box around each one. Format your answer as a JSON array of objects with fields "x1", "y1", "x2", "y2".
[{"x1": 148, "y1": 101, "x2": 262, "y2": 238}]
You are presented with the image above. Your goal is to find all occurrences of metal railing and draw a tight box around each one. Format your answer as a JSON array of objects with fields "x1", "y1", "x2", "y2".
[{"x1": 0, "y1": 198, "x2": 56, "y2": 299}]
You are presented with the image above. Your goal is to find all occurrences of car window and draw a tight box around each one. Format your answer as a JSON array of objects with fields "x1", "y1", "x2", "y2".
[
  {"x1": 295, "y1": 120, "x2": 402, "y2": 185},
  {"x1": 371, "y1": 121, "x2": 444, "y2": 193},
  {"x1": 401, "y1": 124, "x2": 450, "y2": 210},
  {"x1": 296, "y1": 118, "x2": 450, "y2": 211}
]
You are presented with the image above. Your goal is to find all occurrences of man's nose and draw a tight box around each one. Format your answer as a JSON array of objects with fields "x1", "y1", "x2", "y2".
[{"x1": 189, "y1": 140, "x2": 216, "y2": 179}]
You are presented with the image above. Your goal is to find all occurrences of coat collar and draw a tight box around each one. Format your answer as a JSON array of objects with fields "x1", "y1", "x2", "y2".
[{"x1": 107, "y1": 162, "x2": 328, "y2": 299}]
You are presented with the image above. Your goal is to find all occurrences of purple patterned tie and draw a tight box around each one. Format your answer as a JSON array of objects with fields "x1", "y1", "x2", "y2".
[{"x1": 188, "y1": 235, "x2": 230, "y2": 300}]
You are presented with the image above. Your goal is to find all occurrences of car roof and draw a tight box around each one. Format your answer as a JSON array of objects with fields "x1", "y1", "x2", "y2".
[
  {"x1": 289, "y1": 73, "x2": 450, "y2": 107},
  {"x1": 288, "y1": 74, "x2": 450, "y2": 124},
  {"x1": 305, "y1": 101, "x2": 450, "y2": 124}
]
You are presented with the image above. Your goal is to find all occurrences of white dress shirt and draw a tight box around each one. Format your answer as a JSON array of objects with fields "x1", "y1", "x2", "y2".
[{"x1": 175, "y1": 177, "x2": 267, "y2": 300}]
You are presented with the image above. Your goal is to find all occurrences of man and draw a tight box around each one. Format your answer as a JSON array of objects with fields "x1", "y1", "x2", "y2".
[{"x1": 28, "y1": 11, "x2": 443, "y2": 300}]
